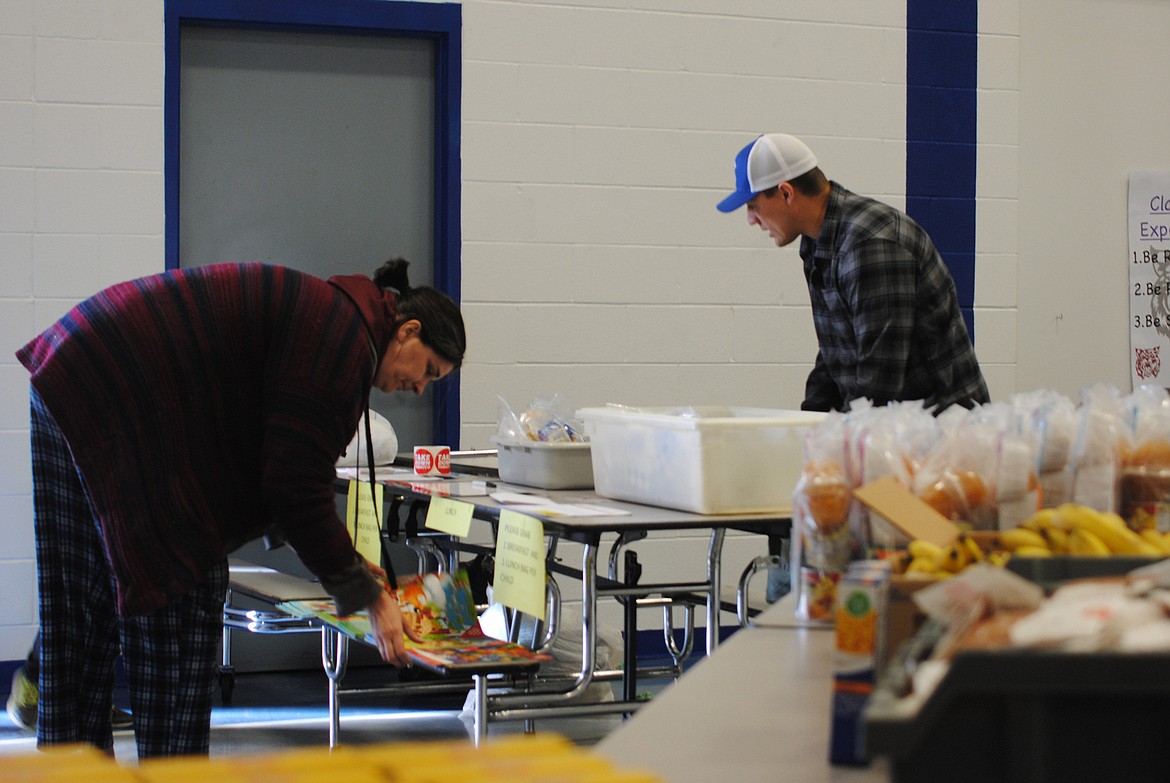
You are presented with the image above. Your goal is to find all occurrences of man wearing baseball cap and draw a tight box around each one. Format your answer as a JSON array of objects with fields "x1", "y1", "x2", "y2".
[{"x1": 717, "y1": 133, "x2": 989, "y2": 414}]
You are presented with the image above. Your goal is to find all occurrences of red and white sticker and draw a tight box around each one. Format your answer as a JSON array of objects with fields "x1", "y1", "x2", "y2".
[{"x1": 413, "y1": 445, "x2": 451, "y2": 476}]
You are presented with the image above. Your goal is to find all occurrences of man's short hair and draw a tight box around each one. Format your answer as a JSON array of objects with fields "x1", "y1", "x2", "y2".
[
  {"x1": 758, "y1": 167, "x2": 826, "y2": 200},
  {"x1": 789, "y1": 167, "x2": 827, "y2": 197}
]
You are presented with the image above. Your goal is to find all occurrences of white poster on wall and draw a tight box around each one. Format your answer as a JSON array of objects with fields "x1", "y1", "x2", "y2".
[{"x1": 1128, "y1": 171, "x2": 1170, "y2": 390}]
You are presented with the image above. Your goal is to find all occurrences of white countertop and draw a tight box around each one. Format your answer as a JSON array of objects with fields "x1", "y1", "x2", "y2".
[{"x1": 595, "y1": 599, "x2": 888, "y2": 783}]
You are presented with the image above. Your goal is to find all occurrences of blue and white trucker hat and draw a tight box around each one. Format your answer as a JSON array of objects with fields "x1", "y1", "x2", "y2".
[{"x1": 716, "y1": 133, "x2": 818, "y2": 213}]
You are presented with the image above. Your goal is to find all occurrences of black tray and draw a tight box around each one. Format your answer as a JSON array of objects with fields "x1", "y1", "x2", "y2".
[
  {"x1": 1006, "y1": 554, "x2": 1163, "y2": 591},
  {"x1": 866, "y1": 558, "x2": 1170, "y2": 783}
]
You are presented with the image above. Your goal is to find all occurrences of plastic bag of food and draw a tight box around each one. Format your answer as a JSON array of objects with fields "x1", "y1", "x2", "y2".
[
  {"x1": 790, "y1": 413, "x2": 857, "y2": 621},
  {"x1": 913, "y1": 563, "x2": 1045, "y2": 659},
  {"x1": 1068, "y1": 384, "x2": 1127, "y2": 511},
  {"x1": 1119, "y1": 384, "x2": 1170, "y2": 531},
  {"x1": 496, "y1": 393, "x2": 587, "y2": 443},
  {"x1": 1011, "y1": 389, "x2": 1078, "y2": 507},
  {"x1": 847, "y1": 400, "x2": 938, "y2": 487},
  {"x1": 846, "y1": 400, "x2": 940, "y2": 549},
  {"x1": 968, "y1": 401, "x2": 1043, "y2": 529},
  {"x1": 911, "y1": 416, "x2": 999, "y2": 529},
  {"x1": 1009, "y1": 578, "x2": 1165, "y2": 651},
  {"x1": 914, "y1": 562, "x2": 1045, "y2": 626},
  {"x1": 794, "y1": 413, "x2": 855, "y2": 572},
  {"x1": 993, "y1": 431, "x2": 1042, "y2": 529}
]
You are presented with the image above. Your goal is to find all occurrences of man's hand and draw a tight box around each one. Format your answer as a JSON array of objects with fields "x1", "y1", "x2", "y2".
[{"x1": 366, "y1": 587, "x2": 423, "y2": 666}]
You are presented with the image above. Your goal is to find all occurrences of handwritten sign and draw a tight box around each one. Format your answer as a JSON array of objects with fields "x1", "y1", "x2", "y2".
[
  {"x1": 345, "y1": 480, "x2": 383, "y2": 564},
  {"x1": 1128, "y1": 171, "x2": 1170, "y2": 389},
  {"x1": 492, "y1": 510, "x2": 546, "y2": 620},
  {"x1": 424, "y1": 495, "x2": 473, "y2": 537}
]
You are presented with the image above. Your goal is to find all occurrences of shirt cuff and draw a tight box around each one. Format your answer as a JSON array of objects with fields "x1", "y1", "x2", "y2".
[{"x1": 319, "y1": 554, "x2": 383, "y2": 617}]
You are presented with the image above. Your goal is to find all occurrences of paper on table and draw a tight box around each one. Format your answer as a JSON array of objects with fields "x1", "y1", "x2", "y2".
[
  {"x1": 489, "y1": 491, "x2": 630, "y2": 517},
  {"x1": 529, "y1": 502, "x2": 630, "y2": 517},
  {"x1": 490, "y1": 491, "x2": 547, "y2": 504}
]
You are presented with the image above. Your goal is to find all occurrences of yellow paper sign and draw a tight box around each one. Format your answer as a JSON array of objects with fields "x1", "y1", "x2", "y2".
[
  {"x1": 492, "y1": 510, "x2": 546, "y2": 621},
  {"x1": 346, "y1": 480, "x2": 383, "y2": 564},
  {"x1": 424, "y1": 495, "x2": 473, "y2": 537}
]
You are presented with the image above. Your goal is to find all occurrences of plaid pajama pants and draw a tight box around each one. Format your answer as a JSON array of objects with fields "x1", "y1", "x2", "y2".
[{"x1": 32, "y1": 387, "x2": 229, "y2": 757}]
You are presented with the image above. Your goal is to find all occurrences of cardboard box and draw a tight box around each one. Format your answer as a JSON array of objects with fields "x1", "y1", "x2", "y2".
[
  {"x1": 850, "y1": 477, "x2": 957, "y2": 674},
  {"x1": 886, "y1": 576, "x2": 933, "y2": 658},
  {"x1": 852, "y1": 475, "x2": 962, "y2": 546}
]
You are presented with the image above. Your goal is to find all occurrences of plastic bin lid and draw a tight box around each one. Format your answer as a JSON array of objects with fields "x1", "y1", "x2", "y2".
[
  {"x1": 490, "y1": 436, "x2": 591, "y2": 450},
  {"x1": 576, "y1": 404, "x2": 825, "y2": 430}
]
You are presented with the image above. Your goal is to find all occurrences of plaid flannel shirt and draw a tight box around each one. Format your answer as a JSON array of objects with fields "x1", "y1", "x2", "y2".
[{"x1": 798, "y1": 184, "x2": 989, "y2": 413}]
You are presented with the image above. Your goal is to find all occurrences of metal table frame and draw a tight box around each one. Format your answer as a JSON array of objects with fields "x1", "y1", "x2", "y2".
[
  {"x1": 221, "y1": 470, "x2": 792, "y2": 746},
  {"x1": 375, "y1": 476, "x2": 792, "y2": 731}
]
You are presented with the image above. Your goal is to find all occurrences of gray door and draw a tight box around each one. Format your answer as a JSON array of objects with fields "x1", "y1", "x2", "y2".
[
  {"x1": 177, "y1": 24, "x2": 437, "y2": 673},
  {"x1": 178, "y1": 25, "x2": 437, "y2": 451}
]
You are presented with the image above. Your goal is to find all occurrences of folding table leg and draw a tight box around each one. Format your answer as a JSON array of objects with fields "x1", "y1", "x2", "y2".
[
  {"x1": 472, "y1": 673, "x2": 488, "y2": 746},
  {"x1": 321, "y1": 628, "x2": 349, "y2": 749},
  {"x1": 737, "y1": 554, "x2": 782, "y2": 627},
  {"x1": 706, "y1": 529, "x2": 725, "y2": 652}
]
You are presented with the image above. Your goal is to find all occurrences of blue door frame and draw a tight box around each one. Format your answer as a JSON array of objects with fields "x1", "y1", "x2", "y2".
[{"x1": 163, "y1": 0, "x2": 463, "y2": 446}]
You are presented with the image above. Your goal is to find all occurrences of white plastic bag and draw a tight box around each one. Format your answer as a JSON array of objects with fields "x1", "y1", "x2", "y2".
[{"x1": 336, "y1": 410, "x2": 399, "y2": 467}]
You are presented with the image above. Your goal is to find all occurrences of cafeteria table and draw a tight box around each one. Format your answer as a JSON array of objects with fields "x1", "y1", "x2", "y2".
[
  {"x1": 364, "y1": 470, "x2": 794, "y2": 730},
  {"x1": 223, "y1": 452, "x2": 796, "y2": 743}
]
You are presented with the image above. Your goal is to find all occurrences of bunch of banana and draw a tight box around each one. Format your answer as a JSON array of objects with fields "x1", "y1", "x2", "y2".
[
  {"x1": 895, "y1": 503, "x2": 1170, "y2": 579},
  {"x1": 993, "y1": 526, "x2": 1053, "y2": 558},
  {"x1": 900, "y1": 534, "x2": 1005, "y2": 579},
  {"x1": 1016, "y1": 503, "x2": 1170, "y2": 557}
]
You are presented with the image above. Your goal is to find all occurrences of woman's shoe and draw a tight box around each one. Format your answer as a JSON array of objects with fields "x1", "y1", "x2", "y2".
[
  {"x1": 5, "y1": 667, "x2": 38, "y2": 730},
  {"x1": 111, "y1": 705, "x2": 134, "y2": 730}
]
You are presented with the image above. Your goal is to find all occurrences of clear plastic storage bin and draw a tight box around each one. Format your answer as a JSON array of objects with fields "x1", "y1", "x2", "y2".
[{"x1": 576, "y1": 405, "x2": 825, "y2": 514}]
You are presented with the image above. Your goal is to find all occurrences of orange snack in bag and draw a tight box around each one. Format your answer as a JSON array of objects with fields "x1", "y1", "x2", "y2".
[
  {"x1": 803, "y1": 459, "x2": 851, "y2": 530},
  {"x1": 919, "y1": 470, "x2": 987, "y2": 522},
  {"x1": 957, "y1": 470, "x2": 988, "y2": 508},
  {"x1": 1124, "y1": 439, "x2": 1170, "y2": 467}
]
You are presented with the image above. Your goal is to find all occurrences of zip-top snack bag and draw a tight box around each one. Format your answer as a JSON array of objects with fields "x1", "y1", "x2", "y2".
[
  {"x1": 965, "y1": 401, "x2": 1043, "y2": 530},
  {"x1": 1120, "y1": 384, "x2": 1170, "y2": 532},
  {"x1": 1011, "y1": 388, "x2": 1078, "y2": 507},
  {"x1": 792, "y1": 413, "x2": 857, "y2": 621},
  {"x1": 846, "y1": 400, "x2": 940, "y2": 551},
  {"x1": 1069, "y1": 384, "x2": 1128, "y2": 512},
  {"x1": 496, "y1": 392, "x2": 587, "y2": 443},
  {"x1": 911, "y1": 410, "x2": 999, "y2": 530}
]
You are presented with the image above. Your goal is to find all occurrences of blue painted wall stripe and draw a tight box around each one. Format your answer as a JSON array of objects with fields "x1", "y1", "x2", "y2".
[{"x1": 906, "y1": 0, "x2": 978, "y2": 338}]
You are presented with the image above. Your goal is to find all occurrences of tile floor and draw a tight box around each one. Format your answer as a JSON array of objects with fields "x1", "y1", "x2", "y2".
[{"x1": 0, "y1": 661, "x2": 669, "y2": 764}]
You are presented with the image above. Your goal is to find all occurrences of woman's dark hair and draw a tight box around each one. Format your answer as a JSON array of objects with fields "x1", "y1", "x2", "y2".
[{"x1": 374, "y1": 257, "x2": 466, "y2": 370}]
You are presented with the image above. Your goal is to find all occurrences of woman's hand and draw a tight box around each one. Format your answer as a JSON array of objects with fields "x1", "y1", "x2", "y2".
[
  {"x1": 365, "y1": 557, "x2": 388, "y2": 583},
  {"x1": 366, "y1": 589, "x2": 423, "y2": 666}
]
